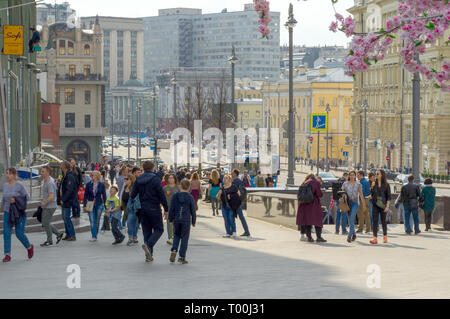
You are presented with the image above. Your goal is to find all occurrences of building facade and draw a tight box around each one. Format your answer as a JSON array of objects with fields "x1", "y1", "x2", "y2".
[
  {"x1": 80, "y1": 16, "x2": 144, "y2": 88},
  {"x1": 38, "y1": 20, "x2": 107, "y2": 163},
  {"x1": 37, "y1": 1, "x2": 76, "y2": 26},
  {"x1": 143, "y1": 4, "x2": 280, "y2": 85},
  {"x1": 237, "y1": 99, "x2": 263, "y2": 129},
  {"x1": 348, "y1": 0, "x2": 450, "y2": 174}
]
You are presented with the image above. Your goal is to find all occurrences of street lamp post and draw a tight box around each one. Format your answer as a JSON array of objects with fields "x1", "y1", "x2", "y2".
[
  {"x1": 325, "y1": 103, "x2": 331, "y2": 172},
  {"x1": 362, "y1": 99, "x2": 368, "y2": 172},
  {"x1": 285, "y1": 3, "x2": 297, "y2": 186},
  {"x1": 412, "y1": 53, "x2": 421, "y2": 183},
  {"x1": 127, "y1": 111, "x2": 131, "y2": 163},
  {"x1": 111, "y1": 101, "x2": 114, "y2": 164},
  {"x1": 171, "y1": 75, "x2": 177, "y2": 129},
  {"x1": 137, "y1": 100, "x2": 142, "y2": 162},
  {"x1": 228, "y1": 45, "x2": 239, "y2": 118}
]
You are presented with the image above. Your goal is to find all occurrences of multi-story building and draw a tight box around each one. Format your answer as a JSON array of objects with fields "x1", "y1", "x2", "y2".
[
  {"x1": 38, "y1": 20, "x2": 107, "y2": 162},
  {"x1": 142, "y1": 4, "x2": 280, "y2": 84},
  {"x1": 262, "y1": 67, "x2": 353, "y2": 162},
  {"x1": 37, "y1": 1, "x2": 76, "y2": 26},
  {"x1": 237, "y1": 99, "x2": 263, "y2": 129},
  {"x1": 80, "y1": 16, "x2": 144, "y2": 88},
  {"x1": 348, "y1": 0, "x2": 450, "y2": 174}
]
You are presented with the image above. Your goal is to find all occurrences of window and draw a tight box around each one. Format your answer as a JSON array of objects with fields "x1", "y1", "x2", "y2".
[
  {"x1": 85, "y1": 115, "x2": 91, "y2": 128},
  {"x1": 84, "y1": 44, "x2": 90, "y2": 55},
  {"x1": 59, "y1": 40, "x2": 66, "y2": 55},
  {"x1": 65, "y1": 113, "x2": 75, "y2": 128},
  {"x1": 69, "y1": 65, "x2": 76, "y2": 77},
  {"x1": 65, "y1": 88, "x2": 75, "y2": 104},
  {"x1": 85, "y1": 91, "x2": 91, "y2": 104},
  {"x1": 83, "y1": 65, "x2": 91, "y2": 77},
  {"x1": 256, "y1": 111, "x2": 260, "y2": 118},
  {"x1": 67, "y1": 41, "x2": 74, "y2": 55}
]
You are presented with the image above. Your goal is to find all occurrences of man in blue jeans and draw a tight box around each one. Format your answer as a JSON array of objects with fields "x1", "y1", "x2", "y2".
[
  {"x1": 400, "y1": 175, "x2": 421, "y2": 235},
  {"x1": 57, "y1": 161, "x2": 78, "y2": 241},
  {"x1": 231, "y1": 169, "x2": 251, "y2": 237}
]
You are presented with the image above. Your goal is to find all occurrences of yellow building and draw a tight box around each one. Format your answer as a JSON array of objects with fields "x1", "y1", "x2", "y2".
[
  {"x1": 236, "y1": 99, "x2": 263, "y2": 129},
  {"x1": 262, "y1": 68, "x2": 354, "y2": 164}
]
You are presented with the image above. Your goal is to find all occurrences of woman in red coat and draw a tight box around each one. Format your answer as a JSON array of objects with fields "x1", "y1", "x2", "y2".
[{"x1": 296, "y1": 174, "x2": 327, "y2": 243}]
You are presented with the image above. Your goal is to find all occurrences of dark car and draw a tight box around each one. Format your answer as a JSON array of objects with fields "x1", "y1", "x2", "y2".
[{"x1": 318, "y1": 172, "x2": 338, "y2": 190}]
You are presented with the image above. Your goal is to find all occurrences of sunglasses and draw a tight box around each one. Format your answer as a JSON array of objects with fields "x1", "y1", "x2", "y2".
[{"x1": 125, "y1": 178, "x2": 129, "y2": 180}]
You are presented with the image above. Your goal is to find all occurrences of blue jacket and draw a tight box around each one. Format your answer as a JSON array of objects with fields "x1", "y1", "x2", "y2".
[
  {"x1": 131, "y1": 172, "x2": 168, "y2": 214},
  {"x1": 83, "y1": 181, "x2": 107, "y2": 208},
  {"x1": 126, "y1": 193, "x2": 141, "y2": 216},
  {"x1": 168, "y1": 192, "x2": 196, "y2": 225},
  {"x1": 360, "y1": 178, "x2": 371, "y2": 198}
]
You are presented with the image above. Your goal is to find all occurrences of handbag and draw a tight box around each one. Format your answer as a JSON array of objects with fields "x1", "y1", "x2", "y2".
[
  {"x1": 86, "y1": 201, "x2": 94, "y2": 212},
  {"x1": 338, "y1": 193, "x2": 350, "y2": 213},
  {"x1": 376, "y1": 197, "x2": 386, "y2": 210}
]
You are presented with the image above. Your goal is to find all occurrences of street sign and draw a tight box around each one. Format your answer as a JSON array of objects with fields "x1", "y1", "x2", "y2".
[
  {"x1": 3, "y1": 25, "x2": 24, "y2": 56},
  {"x1": 309, "y1": 136, "x2": 313, "y2": 142},
  {"x1": 311, "y1": 113, "x2": 328, "y2": 132},
  {"x1": 343, "y1": 151, "x2": 349, "y2": 157},
  {"x1": 150, "y1": 138, "x2": 156, "y2": 150},
  {"x1": 374, "y1": 141, "x2": 378, "y2": 148},
  {"x1": 386, "y1": 155, "x2": 390, "y2": 161}
]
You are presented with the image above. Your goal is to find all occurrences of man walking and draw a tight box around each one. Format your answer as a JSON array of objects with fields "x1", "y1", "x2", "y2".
[
  {"x1": 131, "y1": 161, "x2": 169, "y2": 262},
  {"x1": 399, "y1": 175, "x2": 421, "y2": 235},
  {"x1": 356, "y1": 171, "x2": 371, "y2": 234},
  {"x1": 231, "y1": 169, "x2": 251, "y2": 237},
  {"x1": 57, "y1": 161, "x2": 78, "y2": 241},
  {"x1": 39, "y1": 166, "x2": 64, "y2": 246},
  {"x1": 69, "y1": 159, "x2": 82, "y2": 219}
]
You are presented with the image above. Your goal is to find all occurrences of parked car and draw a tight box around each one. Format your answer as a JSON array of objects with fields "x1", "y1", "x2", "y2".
[
  {"x1": 317, "y1": 172, "x2": 338, "y2": 190},
  {"x1": 393, "y1": 173, "x2": 425, "y2": 193}
]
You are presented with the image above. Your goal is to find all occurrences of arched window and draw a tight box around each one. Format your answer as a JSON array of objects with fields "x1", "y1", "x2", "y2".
[{"x1": 84, "y1": 44, "x2": 91, "y2": 56}]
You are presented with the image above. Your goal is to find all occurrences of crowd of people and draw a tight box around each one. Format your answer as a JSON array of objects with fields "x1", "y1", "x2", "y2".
[
  {"x1": 1, "y1": 159, "x2": 437, "y2": 263},
  {"x1": 298, "y1": 169, "x2": 436, "y2": 244}
]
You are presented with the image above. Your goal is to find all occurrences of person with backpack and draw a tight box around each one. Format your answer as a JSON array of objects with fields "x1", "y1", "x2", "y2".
[
  {"x1": 296, "y1": 173, "x2": 326, "y2": 243},
  {"x1": 369, "y1": 170, "x2": 391, "y2": 244},
  {"x1": 342, "y1": 171, "x2": 366, "y2": 244},
  {"x1": 255, "y1": 171, "x2": 265, "y2": 188},
  {"x1": 399, "y1": 175, "x2": 421, "y2": 235},
  {"x1": 231, "y1": 169, "x2": 250, "y2": 237},
  {"x1": 217, "y1": 174, "x2": 241, "y2": 238},
  {"x1": 420, "y1": 178, "x2": 436, "y2": 231}
]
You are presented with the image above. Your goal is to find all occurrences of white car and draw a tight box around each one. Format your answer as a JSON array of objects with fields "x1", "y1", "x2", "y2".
[{"x1": 393, "y1": 174, "x2": 425, "y2": 193}]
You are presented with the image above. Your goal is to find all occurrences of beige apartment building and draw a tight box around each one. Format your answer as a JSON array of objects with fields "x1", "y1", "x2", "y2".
[
  {"x1": 81, "y1": 16, "x2": 144, "y2": 88},
  {"x1": 348, "y1": 0, "x2": 450, "y2": 174},
  {"x1": 38, "y1": 19, "x2": 107, "y2": 162}
]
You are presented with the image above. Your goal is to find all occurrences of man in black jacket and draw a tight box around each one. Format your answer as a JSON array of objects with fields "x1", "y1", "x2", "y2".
[
  {"x1": 58, "y1": 161, "x2": 78, "y2": 241},
  {"x1": 131, "y1": 161, "x2": 169, "y2": 262},
  {"x1": 231, "y1": 169, "x2": 250, "y2": 237},
  {"x1": 399, "y1": 175, "x2": 421, "y2": 235},
  {"x1": 69, "y1": 159, "x2": 82, "y2": 219}
]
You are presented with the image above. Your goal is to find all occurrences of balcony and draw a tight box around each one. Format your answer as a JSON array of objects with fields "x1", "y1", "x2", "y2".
[
  {"x1": 56, "y1": 73, "x2": 108, "y2": 83},
  {"x1": 59, "y1": 127, "x2": 107, "y2": 137}
]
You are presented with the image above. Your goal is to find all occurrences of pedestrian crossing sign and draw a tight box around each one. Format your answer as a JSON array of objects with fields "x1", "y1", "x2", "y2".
[{"x1": 311, "y1": 113, "x2": 328, "y2": 132}]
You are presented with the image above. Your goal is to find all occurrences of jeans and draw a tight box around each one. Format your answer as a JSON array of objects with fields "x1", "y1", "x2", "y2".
[
  {"x1": 236, "y1": 207, "x2": 250, "y2": 235},
  {"x1": 221, "y1": 206, "x2": 236, "y2": 235},
  {"x1": 171, "y1": 222, "x2": 191, "y2": 259},
  {"x1": 42, "y1": 208, "x2": 62, "y2": 242},
  {"x1": 404, "y1": 205, "x2": 420, "y2": 233},
  {"x1": 347, "y1": 201, "x2": 359, "y2": 239},
  {"x1": 111, "y1": 217, "x2": 125, "y2": 241},
  {"x1": 62, "y1": 207, "x2": 76, "y2": 238},
  {"x1": 167, "y1": 219, "x2": 174, "y2": 240},
  {"x1": 335, "y1": 208, "x2": 348, "y2": 233},
  {"x1": 211, "y1": 198, "x2": 220, "y2": 215},
  {"x1": 127, "y1": 212, "x2": 139, "y2": 238},
  {"x1": 369, "y1": 200, "x2": 373, "y2": 226},
  {"x1": 140, "y1": 212, "x2": 164, "y2": 254},
  {"x1": 88, "y1": 204, "x2": 103, "y2": 239},
  {"x1": 71, "y1": 199, "x2": 80, "y2": 218},
  {"x1": 3, "y1": 211, "x2": 31, "y2": 255}
]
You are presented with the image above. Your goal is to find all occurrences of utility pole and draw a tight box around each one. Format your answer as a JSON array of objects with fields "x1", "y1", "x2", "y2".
[
  {"x1": 111, "y1": 102, "x2": 114, "y2": 164},
  {"x1": 317, "y1": 130, "x2": 320, "y2": 176},
  {"x1": 412, "y1": 53, "x2": 421, "y2": 183},
  {"x1": 127, "y1": 111, "x2": 131, "y2": 163},
  {"x1": 362, "y1": 99, "x2": 368, "y2": 172},
  {"x1": 325, "y1": 104, "x2": 331, "y2": 172}
]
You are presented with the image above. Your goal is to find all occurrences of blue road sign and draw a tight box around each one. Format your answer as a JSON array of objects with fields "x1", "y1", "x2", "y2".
[
  {"x1": 311, "y1": 114, "x2": 328, "y2": 132},
  {"x1": 343, "y1": 151, "x2": 349, "y2": 157}
]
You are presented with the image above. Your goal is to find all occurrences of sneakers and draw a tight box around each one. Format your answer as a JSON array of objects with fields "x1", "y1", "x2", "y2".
[
  {"x1": 2, "y1": 255, "x2": 11, "y2": 263},
  {"x1": 300, "y1": 234, "x2": 307, "y2": 242},
  {"x1": 232, "y1": 232, "x2": 237, "y2": 238},
  {"x1": 383, "y1": 236, "x2": 388, "y2": 243},
  {"x1": 133, "y1": 239, "x2": 139, "y2": 245},
  {"x1": 126, "y1": 240, "x2": 134, "y2": 246},
  {"x1": 316, "y1": 237, "x2": 327, "y2": 243},
  {"x1": 334, "y1": 231, "x2": 339, "y2": 235},
  {"x1": 167, "y1": 240, "x2": 173, "y2": 245},
  {"x1": 66, "y1": 237, "x2": 76, "y2": 241},
  {"x1": 40, "y1": 241, "x2": 53, "y2": 247},
  {"x1": 178, "y1": 258, "x2": 188, "y2": 264},
  {"x1": 223, "y1": 234, "x2": 231, "y2": 238},
  {"x1": 56, "y1": 233, "x2": 64, "y2": 244},
  {"x1": 370, "y1": 237, "x2": 378, "y2": 245},
  {"x1": 142, "y1": 244, "x2": 153, "y2": 262},
  {"x1": 61, "y1": 235, "x2": 70, "y2": 241},
  {"x1": 352, "y1": 234, "x2": 357, "y2": 241},
  {"x1": 307, "y1": 237, "x2": 315, "y2": 243},
  {"x1": 170, "y1": 251, "x2": 177, "y2": 263},
  {"x1": 415, "y1": 231, "x2": 421, "y2": 235},
  {"x1": 112, "y1": 237, "x2": 125, "y2": 245},
  {"x1": 27, "y1": 245, "x2": 34, "y2": 259},
  {"x1": 89, "y1": 238, "x2": 97, "y2": 242},
  {"x1": 240, "y1": 232, "x2": 250, "y2": 237},
  {"x1": 347, "y1": 236, "x2": 352, "y2": 243}
]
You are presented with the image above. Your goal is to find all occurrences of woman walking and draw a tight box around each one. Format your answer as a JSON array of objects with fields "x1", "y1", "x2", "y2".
[
  {"x1": 163, "y1": 174, "x2": 179, "y2": 245},
  {"x1": 209, "y1": 170, "x2": 221, "y2": 216},
  {"x1": 1, "y1": 168, "x2": 33, "y2": 262},
  {"x1": 420, "y1": 178, "x2": 436, "y2": 231},
  {"x1": 296, "y1": 174, "x2": 327, "y2": 243},
  {"x1": 369, "y1": 170, "x2": 391, "y2": 244},
  {"x1": 342, "y1": 171, "x2": 366, "y2": 243},
  {"x1": 117, "y1": 166, "x2": 128, "y2": 227},
  {"x1": 217, "y1": 174, "x2": 241, "y2": 238},
  {"x1": 123, "y1": 174, "x2": 139, "y2": 245},
  {"x1": 83, "y1": 171, "x2": 107, "y2": 242},
  {"x1": 190, "y1": 172, "x2": 201, "y2": 211}
]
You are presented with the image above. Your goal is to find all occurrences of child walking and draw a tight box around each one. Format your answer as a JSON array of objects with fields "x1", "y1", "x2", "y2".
[
  {"x1": 163, "y1": 174, "x2": 179, "y2": 246},
  {"x1": 169, "y1": 179, "x2": 196, "y2": 264},
  {"x1": 106, "y1": 186, "x2": 125, "y2": 245}
]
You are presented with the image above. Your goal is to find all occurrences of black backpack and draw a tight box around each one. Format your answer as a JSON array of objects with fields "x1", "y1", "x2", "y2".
[{"x1": 298, "y1": 182, "x2": 314, "y2": 204}]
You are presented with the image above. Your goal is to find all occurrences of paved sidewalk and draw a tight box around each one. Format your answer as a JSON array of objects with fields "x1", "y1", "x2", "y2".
[{"x1": 1, "y1": 201, "x2": 450, "y2": 299}]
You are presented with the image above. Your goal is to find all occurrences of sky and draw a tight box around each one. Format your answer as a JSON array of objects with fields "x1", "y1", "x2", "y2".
[{"x1": 52, "y1": 0, "x2": 355, "y2": 47}]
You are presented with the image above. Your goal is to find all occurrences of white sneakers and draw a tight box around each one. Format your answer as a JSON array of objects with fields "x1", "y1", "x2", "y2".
[
  {"x1": 300, "y1": 234, "x2": 307, "y2": 242},
  {"x1": 232, "y1": 232, "x2": 237, "y2": 238},
  {"x1": 89, "y1": 238, "x2": 97, "y2": 242}
]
